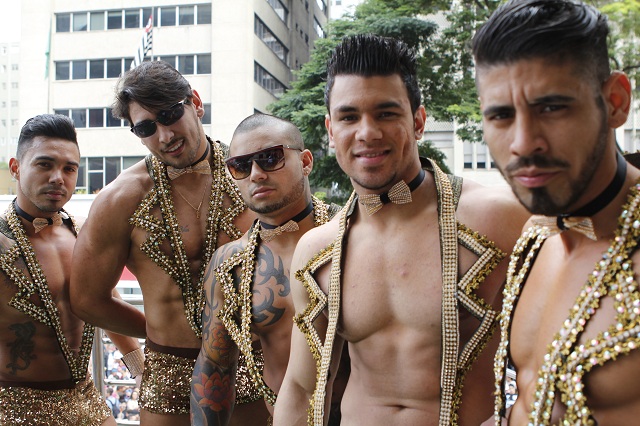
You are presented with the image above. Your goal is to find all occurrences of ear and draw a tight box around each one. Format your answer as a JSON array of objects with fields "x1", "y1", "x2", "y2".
[
  {"x1": 191, "y1": 89, "x2": 205, "y2": 118},
  {"x1": 414, "y1": 105, "x2": 427, "y2": 140},
  {"x1": 603, "y1": 71, "x2": 631, "y2": 129},
  {"x1": 9, "y1": 158, "x2": 18, "y2": 180},
  {"x1": 325, "y1": 114, "x2": 335, "y2": 149},
  {"x1": 301, "y1": 149, "x2": 313, "y2": 176}
]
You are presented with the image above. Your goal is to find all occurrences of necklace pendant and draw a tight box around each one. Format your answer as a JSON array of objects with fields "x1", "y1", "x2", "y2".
[{"x1": 196, "y1": 210, "x2": 201, "y2": 219}]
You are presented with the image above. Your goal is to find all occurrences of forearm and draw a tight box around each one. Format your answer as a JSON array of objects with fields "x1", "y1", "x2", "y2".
[
  {"x1": 273, "y1": 381, "x2": 313, "y2": 426},
  {"x1": 76, "y1": 296, "x2": 146, "y2": 338},
  {"x1": 190, "y1": 351, "x2": 235, "y2": 426}
]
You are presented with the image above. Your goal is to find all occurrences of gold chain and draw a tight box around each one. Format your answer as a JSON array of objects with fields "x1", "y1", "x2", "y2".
[{"x1": 173, "y1": 179, "x2": 209, "y2": 219}]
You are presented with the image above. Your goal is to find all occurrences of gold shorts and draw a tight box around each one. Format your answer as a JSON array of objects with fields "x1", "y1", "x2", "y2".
[
  {"x1": 139, "y1": 339, "x2": 200, "y2": 415},
  {"x1": 0, "y1": 377, "x2": 111, "y2": 425},
  {"x1": 236, "y1": 348, "x2": 265, "y2": 405}
]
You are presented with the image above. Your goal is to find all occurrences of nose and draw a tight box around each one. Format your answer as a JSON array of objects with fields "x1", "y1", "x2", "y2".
[
  {"x1": 156, "y1": 122, "x2": 175, "y2": 144},
  {"x1": 510, "y1": 113, "x2": 547, "y2": 157},
  {"x1": 49, "y1": 168, "x2": 64, "y2": 185},
  {"x1": 356, "y1": 114, "x2": 383, "y2": 142},
  {"x1": 248, "y1": 160, "x2": 268, "y2": 182}
]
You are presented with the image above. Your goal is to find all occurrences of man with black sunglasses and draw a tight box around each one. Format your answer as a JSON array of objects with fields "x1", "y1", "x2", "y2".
[
  {"x1": 190, "y1": 113, "x2": 342, "y2": 425},
  {"x1": 274, "y1": 34, "x2": 530, "y2": 425},
  {"x1": 69, "y1": 61, "x2": 256, "y2": 426}
]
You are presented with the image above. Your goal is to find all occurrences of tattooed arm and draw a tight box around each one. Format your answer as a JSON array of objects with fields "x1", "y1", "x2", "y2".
[{"x1": 191, "y1": 242, "x2": 241, "y2": 426}]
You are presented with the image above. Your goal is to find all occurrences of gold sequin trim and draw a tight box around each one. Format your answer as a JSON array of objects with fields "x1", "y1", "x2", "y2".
[
  {"x1": 217, "y1": 197, "x2": 333, "y2": 406},
  {"x1": 494, "y1": 181, "x2": 640, "y2": 425},
  {"x1": 129, "y1": 138, "x2": 246, "y2": 338},
  {"x1": 0, "y1": 204, "x2": 94, "y2": 384}
]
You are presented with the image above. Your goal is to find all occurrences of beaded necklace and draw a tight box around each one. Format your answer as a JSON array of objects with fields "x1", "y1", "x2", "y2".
[
  {"x1": 0, "y1": 203, "x2": 94, "y2": 384},
  {"x1": 129, "y1": 138, "x2": 246, "y2": 338},
  {"x1": 494, "y1": 181, "x2": 640, "y2": 425},
  {"x1": 295, "y1": 159, "x2": 505, "y2": 425},
  {"x1": 216, "y1": 196, "x2": 331, "y2": 406}
]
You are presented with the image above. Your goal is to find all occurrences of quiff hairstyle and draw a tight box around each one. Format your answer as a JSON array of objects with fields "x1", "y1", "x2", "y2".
[
  {"x1": 325, "y1": 34, "x2": 421, "y2": 114},
  {"x1": 111, "y1": 61, "x2": 193, "y2": 124},
  {"x1": 472, "y1": 0, "x2": 610, "y2": 86},
  {"x1": 16, "y1": 114, "x2": 78, "y2": 161}
]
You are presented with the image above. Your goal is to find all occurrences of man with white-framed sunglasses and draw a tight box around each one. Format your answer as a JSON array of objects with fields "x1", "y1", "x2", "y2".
[{"x1": 69, "y1": 61, "x2": 260, "y2": 426}]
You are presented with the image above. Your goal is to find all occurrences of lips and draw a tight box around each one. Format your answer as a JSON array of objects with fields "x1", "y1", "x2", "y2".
[
  {"x1": 165, "y1": 139, "x2": 185, "y2": 154},
  {"x1": 511, "y1": 168, "x2": 559, "y2": 188},
  {"x1": 251, "y1": 186, "x2": 275, "y2": 197}
]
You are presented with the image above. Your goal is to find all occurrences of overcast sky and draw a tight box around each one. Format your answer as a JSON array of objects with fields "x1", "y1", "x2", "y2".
[{"x1": 0, "y1": 1, "x2": 21, "y2": 44}]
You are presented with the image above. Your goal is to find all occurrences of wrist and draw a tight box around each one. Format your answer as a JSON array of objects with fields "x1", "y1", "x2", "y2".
[{"x1": 121, "y1": 347, "x2": 145, "y2": 378}]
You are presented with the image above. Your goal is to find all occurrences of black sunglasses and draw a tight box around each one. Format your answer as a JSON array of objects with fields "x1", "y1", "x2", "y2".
[
  {"x1": 130, "y1": 99, "x2": 190, "y2": 138},
  {"x1": 225, "y1": 145, "x2": 301, "y2": 180}
]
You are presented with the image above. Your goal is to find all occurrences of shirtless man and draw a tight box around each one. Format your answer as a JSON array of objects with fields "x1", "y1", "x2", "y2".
[
  {"x1": 69, "y1": 61, "x2": 254, "y2": 426},
  {"x1": 190, "y1": 113, "x2": 341, "y2": 424},
  {"x1": 273, "y1": 34, "x2": 529, "y2": 425},
  {"x1": 0, "y1": 114, "x2": 140, "y2": 425},
  {"x1": 472, "y1": 0, "x2": 640, "y2": 424}
]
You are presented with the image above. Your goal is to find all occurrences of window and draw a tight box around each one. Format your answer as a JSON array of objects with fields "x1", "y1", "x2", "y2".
[
  {"x1": 177, "y1": 55, "x2": 194, "y2": 75},
  {"x1": 11, "y1": 101, "x2": 17, "y2": 107},
  {"x1": 90, "y1": 60, "x2": 104, "y2": 79},
  {"x1": 11, "y1": 64, "x2": 18, "y2": 71},
  {"x1": 202, "y1": 104, "x2": 212, "y2": 125},
  {"x1": 255, "y1": 17, "x2": 288, "y2": 63},
  {"x1": 159, "y1": 56, "x2": 176, "y2": 68},
  {"x1": 197, "y1": 54, "x2": 211, "y2": 74},
  {"x1": 71, "y1": 109, "x2": 87, "y2": 128},
  {"x1": 314, "y1": 18, "x2": 324, "y2": 38},
  {"x1": 179, "y1": 6, "x2": 195, "y2": 25},
  {"x1": 107, "y1": 108, "x2": 123, "y2": 127},
  {"x1": 72, "y1": 60, "x2": 87, "y2": 80},
  {"x1": 254, "y1": 62, "x2": 286, "y2": 97},
  {"x1": 197, "y1": 4, "x2": 212, "y2": 24},
  {"x1": 11, "y1": 82, "x2": 17, "y2": 89},
  {"x1": 76, "y1": 156, "x2": 143, "y2": 194},
  {"x1": 89, "y1": 109, "x2": 104, "y2": 127},
  {"x1": 266, "y1": 0, "x2": 288, "y2": 23},
  {"x1": 125, "y1": 10, "x2": 141, "y2": 28},
  {"x1": 56, "y1": 14, "x2": 71, "y2": 32},
  {"x1": 73, "y1": 13, "x2": 88, "y2": 31},
  {"x1": 316, "y1": 0, "x2": 327, "y2": 13},
  {"x1": 160, "y1": 7, "x2": 176, "y2": 26},
  {"x1": 90, "y1": 12, "x2": 105, "y2": 30},
  {"x1": 56, "y1": 62, "x2": 70, "y2": 80},
  {"x1": 106, "y1": 59, "x2": 122, "y2": 78},
  {"x1": 107, "y1": 10, "x2": 122, "y2": 29}
]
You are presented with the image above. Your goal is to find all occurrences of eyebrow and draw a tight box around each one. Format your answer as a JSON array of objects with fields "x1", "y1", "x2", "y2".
[
  {"x1": 334, "y1": 101, "x2": 404, "y2": 113},
  {"x1": 482, "y1": 94, "x2": 577, "y2": 117},
  {"x1": 33, "y1": 155, "x2": 80, "y2": 168}
]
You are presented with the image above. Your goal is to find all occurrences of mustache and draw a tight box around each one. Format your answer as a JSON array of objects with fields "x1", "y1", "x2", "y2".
[{"x1": 504, "y1": 155, "x2": 570, "y2": 174}]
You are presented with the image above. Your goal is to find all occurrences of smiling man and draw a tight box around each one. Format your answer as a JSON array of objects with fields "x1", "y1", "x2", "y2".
[
  {"x1": 473, "y1": 0, "x2": 640, "y2": 424},
  {"x1": 273, "y1": 34, "x2": 529, "y2": 426},
  {"x1": 69, "y1": 61, "x2": 255, "y2": 426},
  {"x1": 190, "y1": 113, "x2": 341, "y2": 425}
]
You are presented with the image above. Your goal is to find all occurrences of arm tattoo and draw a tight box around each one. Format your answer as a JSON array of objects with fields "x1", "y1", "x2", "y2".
[
  {"x1": 252, "y1": 244, "x2": 289, "y2": 326},
  {"x1": 6, "y1": 322, "x2": 37, "y2": 374}
]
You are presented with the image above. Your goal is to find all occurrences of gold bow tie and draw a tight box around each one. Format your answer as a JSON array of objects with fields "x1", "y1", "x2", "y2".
[
  {"x1": 358, "y1": 180, "x2": 413, "y2": 216},
  {"x1": 531, "y1": 215, "x2": 597, "y2": 241},
  {"x1": 259, "y1": 220, "x2": 299, "y2": 243},
  {"x1": 32, "y1": 212, "x2": 65, "y2": 233},
  {"x1": 166, "y1": 160, "x2": 211, "y2": 180}
]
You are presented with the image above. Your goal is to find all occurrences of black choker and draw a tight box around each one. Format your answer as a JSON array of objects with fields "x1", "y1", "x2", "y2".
[
  {"x1": 557, "y1": 151, "x2": 626, "y2": 229},
  {"x1": 13, "y1": 201, "x2": 65, "y2": 225},
  {"x1": 191, "y1": 142, "x2": 210, "y2": 167},
  {"x1": 260, "y1": 201, "x2": 314, "y2": 229},
  {"x1": 379, "y1": 169, "x2": 425, "y2": 205}
]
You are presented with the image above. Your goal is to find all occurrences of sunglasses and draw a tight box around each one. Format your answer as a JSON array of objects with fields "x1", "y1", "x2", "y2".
[
  {"x1": 225, "y1": 145, "x2": 301, "y2": 180},
  {"x1": 130, "y1": 99, "x2": 190, "y2": 138}
]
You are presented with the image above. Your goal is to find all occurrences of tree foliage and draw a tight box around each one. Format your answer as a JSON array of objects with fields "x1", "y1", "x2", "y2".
[{"x1": 269, "y1": 0, "x2": 640, "y2": 203}]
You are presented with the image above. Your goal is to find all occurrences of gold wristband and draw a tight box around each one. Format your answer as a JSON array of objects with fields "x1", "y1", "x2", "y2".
[{"x1": 121, "y1": 347, "x2": 145, "y2": 378}]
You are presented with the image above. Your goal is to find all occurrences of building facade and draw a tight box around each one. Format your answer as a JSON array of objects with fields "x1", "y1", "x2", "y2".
[{"x1": 19, "y1": 0, "x2": 328, "y2": 194}]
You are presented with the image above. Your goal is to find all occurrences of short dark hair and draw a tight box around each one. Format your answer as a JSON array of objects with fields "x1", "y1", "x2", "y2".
[
  {"x1": 472, "y1": 0, "x2": 610, "y2": 85},
  {"x1": 17, "y1": 114, "x2": 78, "y2": 160},
  {"x1": 112, "y1": 61, "x2": 193, "y2": 124},
  {"x1": 231, "y1": 113, "x2": 304, "y2": 150},
  {"x1": 325, "y1": 34, "x2": 421, "y2": 114}
]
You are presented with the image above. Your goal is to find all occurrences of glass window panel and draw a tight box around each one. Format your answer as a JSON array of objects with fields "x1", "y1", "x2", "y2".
[
  {"x1": 73, "y1": 13, "x2": 88, "y2": 32},
  {"x1": 123, "y1": 157, "x2": 144, "y2": 169},
  {"x1": 71, "y1": 109, "x2": 87, "y2": 128},
  {"x1": 89, "y1": 60, "x2": 104, "y2": 79},
  {"x1": 179, "y1": 6, "x2": 194, "y2": 25},
  {"x1": 178, "y1": 55, "x2": 194, "y2": 75},
  {"x1": 159, "y1": 56, "x2": 176, "y2": 68},
  {"x1": 160, "y1": 7, "x2": 176, "y2": 26},
  {"x1": 107, "y1": 10, "x2": 122, "y2": 29},
  {"x1": 106, "y1": 108, "x2": 122, "y2": 127},
  {"x1": 56, "y1": 14, "x2": 71, "y2": 32},
  {"x1": 106, "y1": 59, "x2": 122, "y2": 78},
  {"x1": 197, "y1": 4, "x2": 212, "y2": 24},
  {"x1": 105, "y1": 157, "x2": 121, "y2": 185},
  {"x1": 72, "y1": 60, "x2": 86, "y2": 80},
  {"x1": 89, "y1": 157, "x2": 103, "y2": 170},
  {"x1": 77, "y1": 160, "x2": 86, "y2": 189},
  {"x1": 89, "y1": 172, "x2": 104, "y2": 194},
  {"x1": 142, "y1": 8, "x2": 153, "y2": 25},
  {"x1": 55, "y1": 62, "x2": 70, "y2": 80},
  {"x1": 89, "y1": 109, "x2": 104, "y2": 128},
  {"x1": 197, "y1": 54, "x2": 211, "y2": 74},
  {"x1": 54, "y1": 109, "x2": 70, "y2": 117},
  {"x1": 125, "y1": 10, "x2": 140, "y2": 28},
  {"x1": 202, "y1": 104, "x2": 211, "y2": 125},
  {"x1": 90, "y1": 12, "x2": 104, "y2": 31}
]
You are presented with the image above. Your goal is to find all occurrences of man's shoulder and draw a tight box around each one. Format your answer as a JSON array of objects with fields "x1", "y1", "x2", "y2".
[{"x1": 297, "y1": 217, "x2": 340, "y2": 256}]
